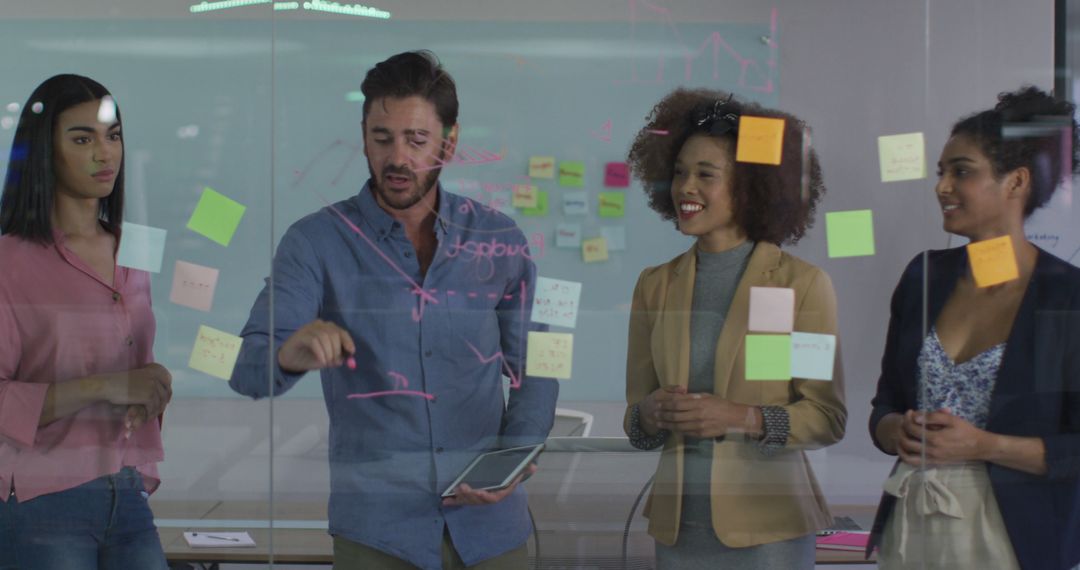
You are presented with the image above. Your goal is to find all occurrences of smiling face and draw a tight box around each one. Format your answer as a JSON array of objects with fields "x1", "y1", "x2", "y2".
[
  {"x1": 935, "y1": 134, "x2": 1027, "y2": 241},
  {"x1": 671, "y1": 134, "x2": 745, "y2": 251},
  {"x1": 52, "y1": 98, "x2": 123, "y2": 202},
  {"x1": 363, "y1": 95, "x2": 458, "y2": 212}
]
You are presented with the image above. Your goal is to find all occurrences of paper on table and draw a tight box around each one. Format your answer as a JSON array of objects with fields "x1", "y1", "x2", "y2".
[
  {"x1": 186, "y1": 187, "x2": 246, "y2": 247},
  {"x1": 967, "y1": 235, "x2": 1019, "y2": 287},
  {"x1": 183, "y1": 531, "x2": 255, "y2": 548},
  {"x1": 791, "y1": 332, "x2": 836, "y2": 381},
  {"x1": 169, "y1": 260, "x2": 220, "y2": 312},
  {"x1": 748, "y1": 287, "x2": 794, "y2": 332},
  {"x1": 531, "y1": 276, "x2": 582, "y2": 328},
  {"x1": 116, "y1": 222, "x2": 167, "y2": 273},
  {"x1": 736, "y1": 116, "x2": 785, "y2": 165},
  {"x1": 526, "y1": 331, "x2": 574, "y2": 379}
]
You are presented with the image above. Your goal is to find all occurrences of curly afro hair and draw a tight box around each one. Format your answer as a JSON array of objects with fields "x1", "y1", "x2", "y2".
[
  {"x1": 626, "y1": 88, "x2": 825, "y2": 246},
  {"x1": 950, "y1": 85, "x2": 1079, "y2": 218}
]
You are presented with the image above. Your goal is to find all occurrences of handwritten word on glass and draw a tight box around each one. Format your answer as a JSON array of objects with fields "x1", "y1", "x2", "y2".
[
  {"x1": 559, "y1": 161, "x2": 585, "y2": 187},
  {"x1": 518, "y1": 190, "x2": 549, "y2": 217},
  {"x1": 187, "y1": 186, "x2": 246, "y2": 247},
  {"x1": 562, "y1": 191, "x2": 589, "y2": 216},
  {"x1": 791, "y1": 332, "x2": 836, "y2": 381},
  {"x1": 170, "y1": 260, "x2": 220, "y2": 312},
  {"x1": 531, "y1": 276, "x2": 582, "y2": 328},
  {"x1": 511, "y1": 184, "x2": 538, "y2": 209},
  {"x1": 825, "y1": 209, "x2": 876, "y2": 258},
  {"x1": 526, "y1": 331, "x2": 574, "y2": 379},
  {"x1": 745, "y1": 334, "x2": 792, "y2": 381},
  {"x1": 604, "y1": 162, "x2": 630, "y2": 187},
  {"x1": 555, "y1": 223, "x2": 582, "y2": 249},
  {"x1": 582, "y1": 236, "x2": 609, "y2": 263},
  {"x1": 188, "y1": 325, "x2": 242, "y2": 380},
  {"x1": 529, "y1": 156, "x2": 555, "y2": 179},
  {"x1": 967, "y1": 235, "x2": 1019, "y2": 287},
  {"x1": 598, "y1": 192, "x2": 625, "y2": 218},
  {"x1": 749, "y1": 287, "x2": 794, "y2": 333},
  {"x1": 116, "y1": 222, "x2": 167, "y2": 273},
  {"x1": 877, "y1": 132, "x2": 926, "y2": 182},
  {"x1": 735, "y1": 116, "x2": 785, "y2": 166}
]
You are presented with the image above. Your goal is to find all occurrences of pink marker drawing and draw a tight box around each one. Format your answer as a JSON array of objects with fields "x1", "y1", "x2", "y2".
[
  {"x1": 462, "y1": 280, "x2": 528, "y2": 390},
  {"x1": 347, "y1": 370, "x2": 434, "y2": 400},
  {"x1": 413, "y1": 139, "x2": 505, "y2": 173},
  {"x1": 590, "y1": 119, "x2": 613, "y2": 142}
]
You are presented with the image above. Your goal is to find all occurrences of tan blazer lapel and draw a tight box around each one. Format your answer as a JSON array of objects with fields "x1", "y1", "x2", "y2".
[
  {"x1": 712, "y1": 242, "x2": 784, "y2": 396},
  {"x1": 659, "y1": 244, "x2": 696, "y2": 392}
]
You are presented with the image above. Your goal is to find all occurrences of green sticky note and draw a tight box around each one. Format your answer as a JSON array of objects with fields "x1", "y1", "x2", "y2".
[
  {"x1": 518, "y1": 190, "x2": 549, "y2": 217},
  {"x1": 825, "y1": 209, "x2": 875, "y2": 258},
  {"x1": 186, "y1": 187, "x2": 246, "y2": 247},
  {"x1": 745, "y1": 334, "x2": 792, "y2": 381},
  {"x1": 598, "y1": 192, "x2": 625, "y2": 218},
  {"x1": 558, "y1": 161, "x2": 585, "y2": 187}
]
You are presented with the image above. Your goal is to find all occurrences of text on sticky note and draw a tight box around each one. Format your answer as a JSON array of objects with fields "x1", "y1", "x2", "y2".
[
  {"x1": 878, "y1": 132, "x2": 926, "y2": 182},
  {"x1": 526, "y1": 331, "x2": 574, "y2": 379},
  {"x1": 582, "y1": 236, "x2": 609, "y2": 263},
  {"x1": 791, "y1": 332, "x2": 836, "y2": 381},
  {"x1": 604, "y1": 162, "x2": 630, "y2": 187},
  {"x1": 531, "y1": 276, "x2": 583, "y2": 329},
  {"x1": 735, "y1": 116, "x2": 785, "y2": 165},
  {"x1": 170, "y1": 260, "x2": 220, "y2": 312},
  {"x1": 558, "y1": 161, "x2": 585, "y2": 187},
  {"x1": 512, "y1": 184, "x2": 538, "y2": 209},
  {"x1": 188, "y1": 325, "x2": 242, "y2": 380},
  {"x1": 598, "y1": 192, "x2": 625, "y2": 218},
  {"x1": 529, "y1": 156, "x2": 555, "y2": 179},
  {"x1": 967, "y1": 235, "x2": 1019, "y2": 287}
]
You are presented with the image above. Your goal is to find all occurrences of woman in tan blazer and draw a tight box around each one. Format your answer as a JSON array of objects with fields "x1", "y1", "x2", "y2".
[{"x1": 623, "y1": 88, "x2": 846, "y2": 569}]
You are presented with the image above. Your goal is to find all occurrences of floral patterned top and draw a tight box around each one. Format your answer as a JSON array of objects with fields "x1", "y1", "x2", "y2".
[{"x1": 916, "y1": 327, "x2": 1005, "y2": 429}]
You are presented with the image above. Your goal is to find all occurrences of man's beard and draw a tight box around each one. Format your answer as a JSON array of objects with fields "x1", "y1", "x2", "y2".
[{"x1": 370, "y1": 154, "x2": 444, "y2": 211}]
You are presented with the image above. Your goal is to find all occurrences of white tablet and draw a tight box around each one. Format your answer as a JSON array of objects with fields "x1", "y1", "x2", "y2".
[{"x1": 441, "y1": 443, "x2": 545, "y2": 498}]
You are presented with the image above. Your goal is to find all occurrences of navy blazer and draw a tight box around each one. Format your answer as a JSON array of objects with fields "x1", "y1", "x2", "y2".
[{"x1": 868, "y1": 246, "x2": 1080, "y2": 570}]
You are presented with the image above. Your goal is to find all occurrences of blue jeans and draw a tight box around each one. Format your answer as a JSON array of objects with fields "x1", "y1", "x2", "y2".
[{"x1": 0, "y1": 467, "x2": 167, "y2": 570}]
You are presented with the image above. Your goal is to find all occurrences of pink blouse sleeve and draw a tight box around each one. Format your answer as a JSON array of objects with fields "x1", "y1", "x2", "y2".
[{"x1": 0, "y1": 299, "x2": 48, "y2": 449}]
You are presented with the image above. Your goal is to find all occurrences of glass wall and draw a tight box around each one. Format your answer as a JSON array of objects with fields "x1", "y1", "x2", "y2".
[{"x1": 0, "y1": 1, "x2": 1069, "y2": 569}]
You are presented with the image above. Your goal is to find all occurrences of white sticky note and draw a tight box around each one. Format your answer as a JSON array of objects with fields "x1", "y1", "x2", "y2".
[
  {"x1": 526, "y1": 331, "x2": 574, "y2": 379},
  {"x1": 170, "y1": 260, "x2": 220, "y2": 312},
  {"x1": 531, "y1": 276, "x2": 583, "y2": 328},
  {"x1": 116, "y1": 222, "x2": 167, "y2": 273},
  {"x1": 555, "y1": 224, "x2": 582, "y2": 249},
  {"x1": 562, "y1": 191, "x2": 589, "y2": 216},
  {"x1": 600, "y1": 226, "x2": 626, "y2": 251},
  {"x1": 791, "y1": 332, "x2": 836, "y2": 381},
  {"x1": 748, "y1": 287, "x2": 795, "y2": 333}
]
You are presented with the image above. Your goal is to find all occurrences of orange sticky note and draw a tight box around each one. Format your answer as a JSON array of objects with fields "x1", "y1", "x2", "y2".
[
  {"x1": 967, "y1": 235, "x2": 1019, "y2": 287},
  {"x1": 735, "y1": 116, "x2": 785, "y2": 165},
  {"x1": 529, "y1": 156, "x2": 555, "y2": 179},
  {"x1": 526, "y1": 331, "x2": 574, "y2": 379},
  {"x1": 582, "y1": 236, "x2": 609, "y2": 263},
  {"x1": 511, "y1": 184, "x2": 538, "y2": 208}
]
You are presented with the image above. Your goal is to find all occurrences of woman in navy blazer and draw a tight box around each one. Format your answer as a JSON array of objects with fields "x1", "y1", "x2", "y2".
[{"x1": 869, "y1": 86, "x2": 1080, "y2": 570}]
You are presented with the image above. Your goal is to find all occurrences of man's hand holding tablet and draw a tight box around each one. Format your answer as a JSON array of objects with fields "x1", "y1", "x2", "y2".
[{"x1": 441, "y1": 444, "x2": 544, "y2": 507}]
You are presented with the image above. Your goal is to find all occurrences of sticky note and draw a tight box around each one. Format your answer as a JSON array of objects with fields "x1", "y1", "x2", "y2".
[
  {"x1": 967, "y1": 235, "x2": 1019, "y2": 287},
  {"x1": 735, "y1": 116, "x2": 785, "y2": 165},
  {"x1": 745, "y1": 334, "x2": 792, "y2": 380},
  {"x1": 511, "y1": 184, "x2": 538, "y2": 209},
  {"x1": 555, "y1": 223, "x2": 582, "y2": 249},
  {"x1": 878, "y1": 132, "x2": 926, "y2": 182},
  {"x1": 518, "y1": 191, "x2": 549, "y2": 217},
  {"x1": 187, "y1": 187, "x2": 246, "y2": 247},
  {"x1": 748, "y1": 287, "x2": 795, "y2": 332},
  {"x1": 582, "y1": 236, "x2": 609, "y2": 263},
  {"x1": 558, "y1": 161, "x2": 585, "y2": 187},
  {"x1": 531, "y1": 276, "x2": 583, "y2": 328},
  {"x1": 600, "y1": 226, "x2": 626, "y2": 251},
  {"x1": 170, "y1": 260, "x2": 220, "y2": 312},
  {"x1": 791, "y1": 332, "x2": 836, "y2": 381},
  {"x1": 598, "y1": 192, "x2": 625, "y2": 218},
  {"x1": 529, "y1": 156, "x2": 555, "y2": 179},
  {"x1": 116, "y1": 222, "x2": 167, "y2": 273},
  {"x1": 526, "y1": 331, "x2": 574, "y2": 379},
  {"x1": 825, "y1": 210, "x2": 875, "y2": 258},
  {"x1": 604, "y1": 162, "x2": 630, "y2": 187},
  {"x1": 562, "y1": 191, "x2": 589, "y2": 216},
  {"x1": 188, "y1": 325, "x2": 242, "y2": 380}
]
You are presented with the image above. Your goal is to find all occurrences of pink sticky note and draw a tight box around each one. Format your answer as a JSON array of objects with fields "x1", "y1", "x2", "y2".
[
  {"x1": 748, "y1": 287, "x2": 794, "y2": 333},
  {"x1": 169, "y1": 260, "x2": 220, "y2": 312},
  {"x1": 604, "y1": 162, "x2": 630, "y2": 187}
]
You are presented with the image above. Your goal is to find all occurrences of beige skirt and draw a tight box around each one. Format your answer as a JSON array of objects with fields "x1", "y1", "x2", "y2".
[{"x1": 878, "y1": 462, "x2": 1020, "y2": 570}]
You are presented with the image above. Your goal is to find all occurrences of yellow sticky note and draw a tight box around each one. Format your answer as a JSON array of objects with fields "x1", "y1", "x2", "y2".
[
  {"x1": 526, "y1": 331, "x2": 574, "y2": 379},
  {"x1": 511, "y1": 184, "x2": 538, "y2": 208},
  {"x1": 967, "y1": 235, "x2": 1019, "y2": 287},
  {"x1": 735, "y1": 116, "x2": 785, "y2": 165},
  {"x1": 529, "y1": 156, "x2": 556, "y2": 179},
  {"x1": 188, "y1": 325, "x2": 243, "y2": 380},
  {"x1": 878, "y1": 132, "x2": 926, "y2": 182},
  {"x1": 582, "y1": 236, "x2": 609, "y2": 263},
  {"x1": 518, "y1": 190, "x2": 549, "y2": 217},
  {"x1": 598, "y1": 192, "x2": 625, "y2": 218}
]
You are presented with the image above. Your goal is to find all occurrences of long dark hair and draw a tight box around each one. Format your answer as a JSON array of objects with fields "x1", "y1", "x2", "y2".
[{"x1": 0, "y1": 74, "x2": 125, "y2": 244}]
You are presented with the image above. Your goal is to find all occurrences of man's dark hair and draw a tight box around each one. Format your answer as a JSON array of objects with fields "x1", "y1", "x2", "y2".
[
  {"x1": 361, "y1": 50, "x2": 459, "y2": 130},
  {"x1": 1, "y1": 74, "x2": 124, "y2": 244}
]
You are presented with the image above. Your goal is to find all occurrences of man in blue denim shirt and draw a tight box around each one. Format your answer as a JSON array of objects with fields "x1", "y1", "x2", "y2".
[{"x1": 229, "y1": 50, "x2": 558, "y2": 569}]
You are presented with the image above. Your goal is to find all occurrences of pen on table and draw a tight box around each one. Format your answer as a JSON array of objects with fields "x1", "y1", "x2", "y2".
[{"x1": 191, "y1": 532, "x2": 241, "y2": 542}]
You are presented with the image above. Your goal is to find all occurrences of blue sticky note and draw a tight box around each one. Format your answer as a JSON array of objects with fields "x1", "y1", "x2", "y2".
[
  {"x1": 116, "y1": 222, "x2": 167, "y2": 273},
  {"x1": 790, "y1": 332, "x2": 836, "y2": 381}
]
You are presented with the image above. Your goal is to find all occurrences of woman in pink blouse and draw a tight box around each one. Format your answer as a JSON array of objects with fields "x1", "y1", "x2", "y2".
[{"x1": 0, "y1": 75, "x2": 171, "y2": 569}]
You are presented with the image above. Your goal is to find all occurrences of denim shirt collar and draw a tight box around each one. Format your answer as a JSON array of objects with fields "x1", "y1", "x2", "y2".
[{"x1": 355, "y1": 180, "x2": 450, "y2": 242}]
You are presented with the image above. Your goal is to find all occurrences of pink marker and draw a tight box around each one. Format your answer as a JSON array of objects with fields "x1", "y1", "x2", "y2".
[{"x1": 346, "y1": 356, "x2": 356, "y2": 370}]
